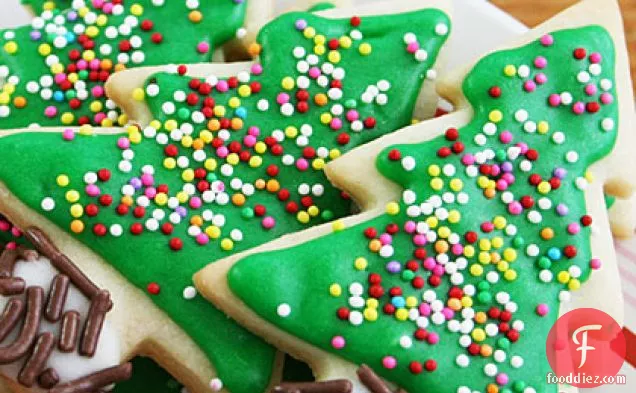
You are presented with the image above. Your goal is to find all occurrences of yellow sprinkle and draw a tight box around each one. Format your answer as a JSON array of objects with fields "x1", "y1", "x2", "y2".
[
  {"x1": 568, "y1": 279, "x2": 581, "y2": 291},
  {"x1": 329, "y1": 149, "x2": 341, "y2": 160},
  {"x1": 132, "y1": 88, "x2": 145, "y2": 101},
  {"x1": 204, "y1": 158, "x2": 217, "y2": 171},
  {"x1": 312, "y1": 158, "x2": 325, "y2": 170},
  {"x1": 386, "y1": 202, "x2": 400, "y2": 215},
  {"x1": 503, "y1": 248, "x2": 517, "y2": 262},
  {"x1": 537, "y1": 181, "x2": 551, "y2": 195},
  {"x1": 38, "y1": 43, "x2": 51, "y2": 56},
  {"x1": 426, "y1": 216, "x2": 438, "y2": 228},
  {"x1": 328, "y1": 51, "x2": 341, "y2": 63},
  {"x1": 427, "y1": 164, "x2": 441, "y2": 176},
  {"x1": 227, "y1": 153, "x2": 240, "y2": 166},
  {"x1": 585, "y1": 170, "x2": 594, "y2": 183},
  {"x1": 285, "y1": 126, "x2": 298, "y2": 139},
  {"x1": 364, "y1": 308, "x2": 378, "y2": 321},
  {"x1": 366, "y1": 298, "x2": 379, "y2": 309},
  {"x1": 430, "y1": 178, "x2": 444, "y2": 191},
  {"x1": 85, "y1": 26, "x2": 99, "y2": 38},
  {"x1": 491, "y1": 237, "x2": 503, "y2": 249},
  {"x1": 448, "y1": 210, "x2": 461, "y2": 224},
  {"x1": 163, "y1": 157, "x2": 176, "y2": 170},
  {"x1": 504, "y1": 269, "x2": 517, "y2": 281},
  {"x1": 478, "y1": 252, "x2": 491, "y2": 264},
  {"x1": 130, "y1": 4, "x2": 144, "y2": 16},
  {"x1": 472, "y1": 328, "x2": 486, "y2": 342},
  {"x1": 437, "y1": 226, "x2": 451, "y2": 239},
  {"x1": 303, "y1": 27, "x2": 316, "y2": 39},
  {"x1": 470, "y1": 264, "x2": 483, "y2": 276},
  {"x1": 354, "y1": 257, "x2": 368, "y2": 270},
  {"x1": 339, "y1": 36, "x2": 352, "y2": 48},
  {"x1": 557, "y1": 271, "x2": 570, "y2": 284},
  {"x1": 70, "y1": 204, "x2": 83, "y2": 218},
  {"x1": 332, "y1": 220, "x2": 346, "y2": 232},
  {"x1": 281, "y1": 77, "x2": 295, "y2": 90},
  {"x1": 329, "y1": 284, "x2": 342, "y2": 297},
  {"x1": 503, "y1": 65, "x2": 516, "y2": 77},
  {"x1": 464, "y1": 245, "x2": 475, "y2": 258},
  {"x1": 479, "y1": 239, "x2": 492, "y2": 251},
  {"x1": 320, "y1": 113, "x2": 332, "y2": 124},
  {"x1": 4, "y1": 41, "x2": 18, "y2": 54},
  {"x1": 154, "y1": 193, "x2": 168, "y2": 206},
  {"x1": 79, "y1": 125, "x2": 93, "y2": 135},
  {"x1": 221, "y1": 238, "x2": 234, "y2": 251},
  {"x1": 65, "y1": 190, "x2": 80, "y2": 203},
  {"x1": 489, "y1": 110, "x2": 503, "y2": 123},
  {"x1": 314, "y1": 45, "x2": 326, "y2": 56},
  {"x1": 297, "y1": 211, "x2": 310, "y2": 224},
  {"x1": 56, "y1": 175, "x2": 70, "y2": 187},
  {"x1": 249, "y1": 156, "x2": 262, "y2": 168},
  {"x1": 237, "y1": 85, "x2": 251, "y2": 97},
  {"x1": 307, "y1": 206, "x2": 319, "y2": 217},
  {"x1": 537, "y1": 121, "x2": 549, "y2": 134},
  {"x1": 406, "y1": 296, "x2": 418, "y2": 308},
  {"x1": 359, "y1": 43, "x2": 372, "y2": 56},
  {"x1": 181, "y1": 169, "x2": 194, "y2": 182},
  {"x1": 461, "y1": 296, "x2": 473, "y2": 308},
  {"x1": 61, "y1": 113, "x2": 74, "y2": 125},
  {"x1": 497, "y1": 261, "x2": 509, "y2": 272},
  {"x1": 395, "y1": 308, "x2": 408, "y2": 321},
  {"x1": 449, "y1": 178, "x2": 463, "y2": 192},
  {"x1": 206, "y1": 226, "x2": 221, "y2": 239},
  {"x1": 176, "y1": 191, "x2": 189, "y2": 204}
]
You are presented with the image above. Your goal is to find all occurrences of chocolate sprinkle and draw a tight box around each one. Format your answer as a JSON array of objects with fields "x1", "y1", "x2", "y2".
[
  {"x1": 18, "y1": 332, "x2": 56, "y2": 387},
  {"x1": 80, "y1": 290, "x2": 111, "y2": 357},
  {"x1": 24, "y1": 228, "x2": 110, "y2": 308},
  {"x1": 272, "y1": 380, "x2": 353, "y2": 393},
  {"x1": 46, "y1": 274, "x2": 70, "y2": 322},
  {"x1": 0, "y1": 277, "x2": 26, "y2": 296},
  {"x1": 59, "y1": 311, "x2": 81, "y2": 353},
  {"x1": 357, "y1": 364, "x2": 392, "y2": 393},
  {"x1": 39, "y1": 368, "x2": 60, "y2": 389},
  {"x1": 0, "y1": 286, "x2": 43, "y2": 364},
  {"x1": 0, "y1": 249, "x2": 18, "y2": 278},
  {"x1": 49, "y1": 362, "x2": 133, "y2": 393},
  {"x1": 0, "y1": 298, "x2": 25, "y2": 342}
]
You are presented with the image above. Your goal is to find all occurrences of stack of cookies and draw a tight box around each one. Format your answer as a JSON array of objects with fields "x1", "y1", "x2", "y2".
[{"x1": 0, "y1": 0, "x2": 633, "y2": 392}]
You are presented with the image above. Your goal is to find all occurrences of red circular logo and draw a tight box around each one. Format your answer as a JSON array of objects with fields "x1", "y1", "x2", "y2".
[{"x1": 546, "y1": 308, "x2": 626, "y2": 387}]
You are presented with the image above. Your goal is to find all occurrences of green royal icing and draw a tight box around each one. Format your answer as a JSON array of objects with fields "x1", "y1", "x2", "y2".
[
  {"x1": 227, "y1": 27, "x2": 618, "y2": 393},
  {"x1": 1, "y1": 0, "x2": 246, "y2": 129},
  {"x1": 0, "y1": 8, "x2": 450, "y2": 393}
]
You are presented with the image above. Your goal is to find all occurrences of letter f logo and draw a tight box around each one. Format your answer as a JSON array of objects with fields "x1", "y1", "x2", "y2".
[{"x1": 572, "y1": 324, "x2": 602, "y2": 368}]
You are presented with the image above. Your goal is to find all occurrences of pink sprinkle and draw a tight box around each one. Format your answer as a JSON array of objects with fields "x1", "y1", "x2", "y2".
[
  {"x1": 196, "y1": 233, "x2": 209, "y2": 245},
  {"x1": 189, "y1": 197, "x2": 202, "y2": 209},
  {"x1": 406, "y1": 42, "x2": 419, "y2": 53},
  {"x1": 419, "y1": 303, "x2": 432, "y2": 316},
  {"x1": 93, "y1": 113, "x2": 107, "y2": 125},
  {"x1": 0, "y1": 220, "x2": 11, "y2": 231},
  {"x1": 517, "y1": 142, "x2": 529, "y2": 154},
  {"x1": 216, "y1": 146, "x2": 229, "y2": 158},
  {"x1": 92, "y1": 86, "x2": 105, "y2": 98},
  {"x1": 508, "y1": 201, "x2": 523, "y2": 215},
  {"x1": 296, "y1": 158, "x2": 309, "y2": 171},
  {"x1": 536, "y1": 303, "x2": 549, "y2": 316},
  {"x1": 44, "y1": 106, "x2": 57, "y2": 118},
  {"x1": 85, "y1": 184, "x2": 100, "y2": 197},
  {"x1": 117, "y1": 137, "x2": 130, "y2": 149},
  {"x1": 481, "y1": 222, "x2": 495, "y2": 232},
  {"x1": 330, "y1": 118, "x2": 343, "y2": 130},
  {"x1": 331, "y1": 336, "x2": 346, "y2": 350},
  {"x1": 216, "y1": 80, "x2": 229, "y2": 92},
  {"x1": 548, "y1": 94, "x2": 561, "y2": 107},
  {"x1": 413, "y1": 234, "x2": 426, "y2": 246},
  {"x1": 6, "y1": 242, "x2": 17, "y2": 250},
  {"x1": 534, "y1": 73, "x2": 547, "y2": 85},
  {"x1": 590, "y1": 258, "x2": 602, "y2": 270},
  {"x1": 54, "y1": 73, "x2": 67, "y2": 84},
  {"x1": 243, "y1": 135, "x2": 257, "y2": 147},
  {"x1": 461, "y1": 154, "x2": 475, "y2": 166},
  {"x1": 379, "y1": 233, "x2": 392, "y2": 245},
  {"x1": 308, "y1": 67, "x2": 321, "y2": 79},
  {"x1": 432, "y1": 265, "x2": 444, "y2": 277},
  {"x1": 567, "y1": 222, "x2": 581, "y2": 235},
  {"x1": 496, "y1": 179, "x2": 508, "y2": 191},
  {"x1": 572, "y1": 101, "x2": 585, "y2": 115},
  {"x1": 382, "y1": 356, "x2": 397, "y2": 369},
  {"x1": 441, "y1": 308, "x2": 454, "y2": 320},
  {"x1": 89, "y1": 59, "x2": 101, "y2": 70},
  {"x1": 197, "y1": 42, "x2": 210, "y2": 54},
  {"x1": 534, "y1": 56, "x2": 547, "y2": 69},
  {"x1": 92, "y1": 0, "x2": 105, "y2": 8},
  {"x1": 77, "y1": 60, "x2": 88, "y2": 70},
  {"x1": 276, "y1": 93, "x2": 290, "y2": 105},
  {"x1": 540, "y1": 34, "x2": 554, "y2": 46},
  {"x1": 248, "y1": 126, "x2": 260, "y2": 136},
  {"x1": 523, "y1": 80, "x2": 536, "y2": 92},
  {"x1": 62, "y1": 129, "x2": 75, "y2": 141},
  {"x1": 499, "y1": 130, "x2": 513, "y2": 144},
  {"x1": 423, "y1": 257, "x2": 436, "y2": 271},
  {"x1": 404, "y1": 221, "x2": 416, "y2": 233},
  {"x1": 585, "y1": 84, "x2": 598, "y2": 96},
  {"x1": 102, "y1": 2, "x2": 113, "y2": 13},
  {"x1": 501, "y1": 173, "x2": 515, "y2": 185},
  {"x1": 262, "y1": 216, "x2": 276, "y2": 229},
  {"x1": 427, "y1": 331, "x2": 440, "y2": 344},
  {"x1": 589, "y1": 52, "x2": 602, "y2": 64},
  {"x1": 145, "y1": 188, "x2": 157, "y2": 199},
  {"x1": 10, "y1": 227, "x2": 21, "y2": 237},
  {"x1": 141, "y1": 174, "x2": 154, "y2": 187},
  {"x1": 451, "y1": 244, "x2": 463, "y2": 256},
  {"x1": 251, "y1": 63, "x2": 263, "y2": 75},
  {"x1": 496, "y1": 373, "x2": 509, "y2": 386},
  {"x1": 600, "y1": 93, "x2": 613, "y2": 105},
  {"x1": 346, "y1": 110, "x2": 359, "y2": 122}
]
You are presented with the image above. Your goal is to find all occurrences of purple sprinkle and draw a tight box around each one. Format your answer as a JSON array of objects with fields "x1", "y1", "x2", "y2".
[
  {"x1": 386, "y1": 261, "x2": 401, "y2": 274},
  {"x1": 295, "y1": 19, "x2": 308, "y2": 31},
  {"x1": 556, "y1": 203, "x2": 569, "y2": 216},
  {"x1": 130, "y1": 177, "x2": 142, "y2": 189},
  {"x1": 30, "y1": 31, "x2": 42, "y2": 41},
  {"x1": 553, "y1": 167, "x2": 567, "y2": 179},
  {"x1": 67, "y1": 11, "x2": 78, "y2": 21},
  {"x1": 176, "y1": 207, "x2": 188, "y2": 217},
  {"x1": 501, "y1": 162, "x2": 513, "y2": 173}
]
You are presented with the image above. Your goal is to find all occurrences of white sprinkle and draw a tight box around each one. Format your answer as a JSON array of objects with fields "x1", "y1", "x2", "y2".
[
  {"x1": 435, "y1": 23, "x2": 449, "y2": 36},
  {"x1": 277, "y1": 303, "x2": 291, "y2": 317},
  {"x1": 183, "y1": 286, "x2": 197, "y2": 299},
  {"x1": 41, "y1": 197, "x2": 56, "y2": 211}
]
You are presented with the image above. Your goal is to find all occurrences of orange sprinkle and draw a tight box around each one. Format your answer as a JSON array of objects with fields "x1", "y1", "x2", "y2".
[
  {"x1": 192, "y1": 139, "x2": 205, "y2": 150},
  {"x1": 314, "y1": 93, "x2": 328, "y2": 106},
  {"x1": 114, "y1": 63, "x2": 126, "y2": 72},
  {"x1": 540, "y1": 227, "x2": 554, "y2": 240},
  {"x1": 101, "y1": 59, "x2": 113, "y2": 71},
  {"x1": 486, "y1": 383, "x2": 498, "y2": 393},
  {"x1": 484, "y1": 188, "x2": 496, "y2": 199},
  {"x1": 266, "y1": 179, "x2": 280, "y2": 193},
  {"x1": 13, "y1": 96, "x2": 26, "y2": 108},
  {"x1": 189, "y1": 10, "x2": 203, "y2": 23},
  {"x1": 121, "y1": 195, "x2": 134, "y2": 206},
  {"x1": 474, "y1": 311, "x2": 487, "y2": 324},
  {"x1": 232, "y1": 193, "x2": 246, "y2": 206},
  {"x1": 255, "y1": 179, "x2": 266, "y2": 190},
  {"x1": 480, "y1": 344, "x2": 493, "y2": 357},
  {"x1": 207, "y1": 119, "x2": 220, "y2": 131},
  {"x1": 248, "y1": 43, "x2": 261, "y2": 57},
  {"x1": 231, "y1": 118, "x2": 243, "y2": 130},
  {"x1": 368, "y1": 239, "x2": 381, "y2": 252}
]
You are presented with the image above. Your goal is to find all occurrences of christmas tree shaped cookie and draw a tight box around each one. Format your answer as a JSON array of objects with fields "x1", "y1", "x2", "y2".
[
  {"x1": 195, "y1": 0, "x2": 634, "y2": 392},
  {"x1": 0, "y1": 0, "x2": 266, "y2": 130},
  {"x1": 0, "y1": 1, "x2": 452, "y2": 392}
]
